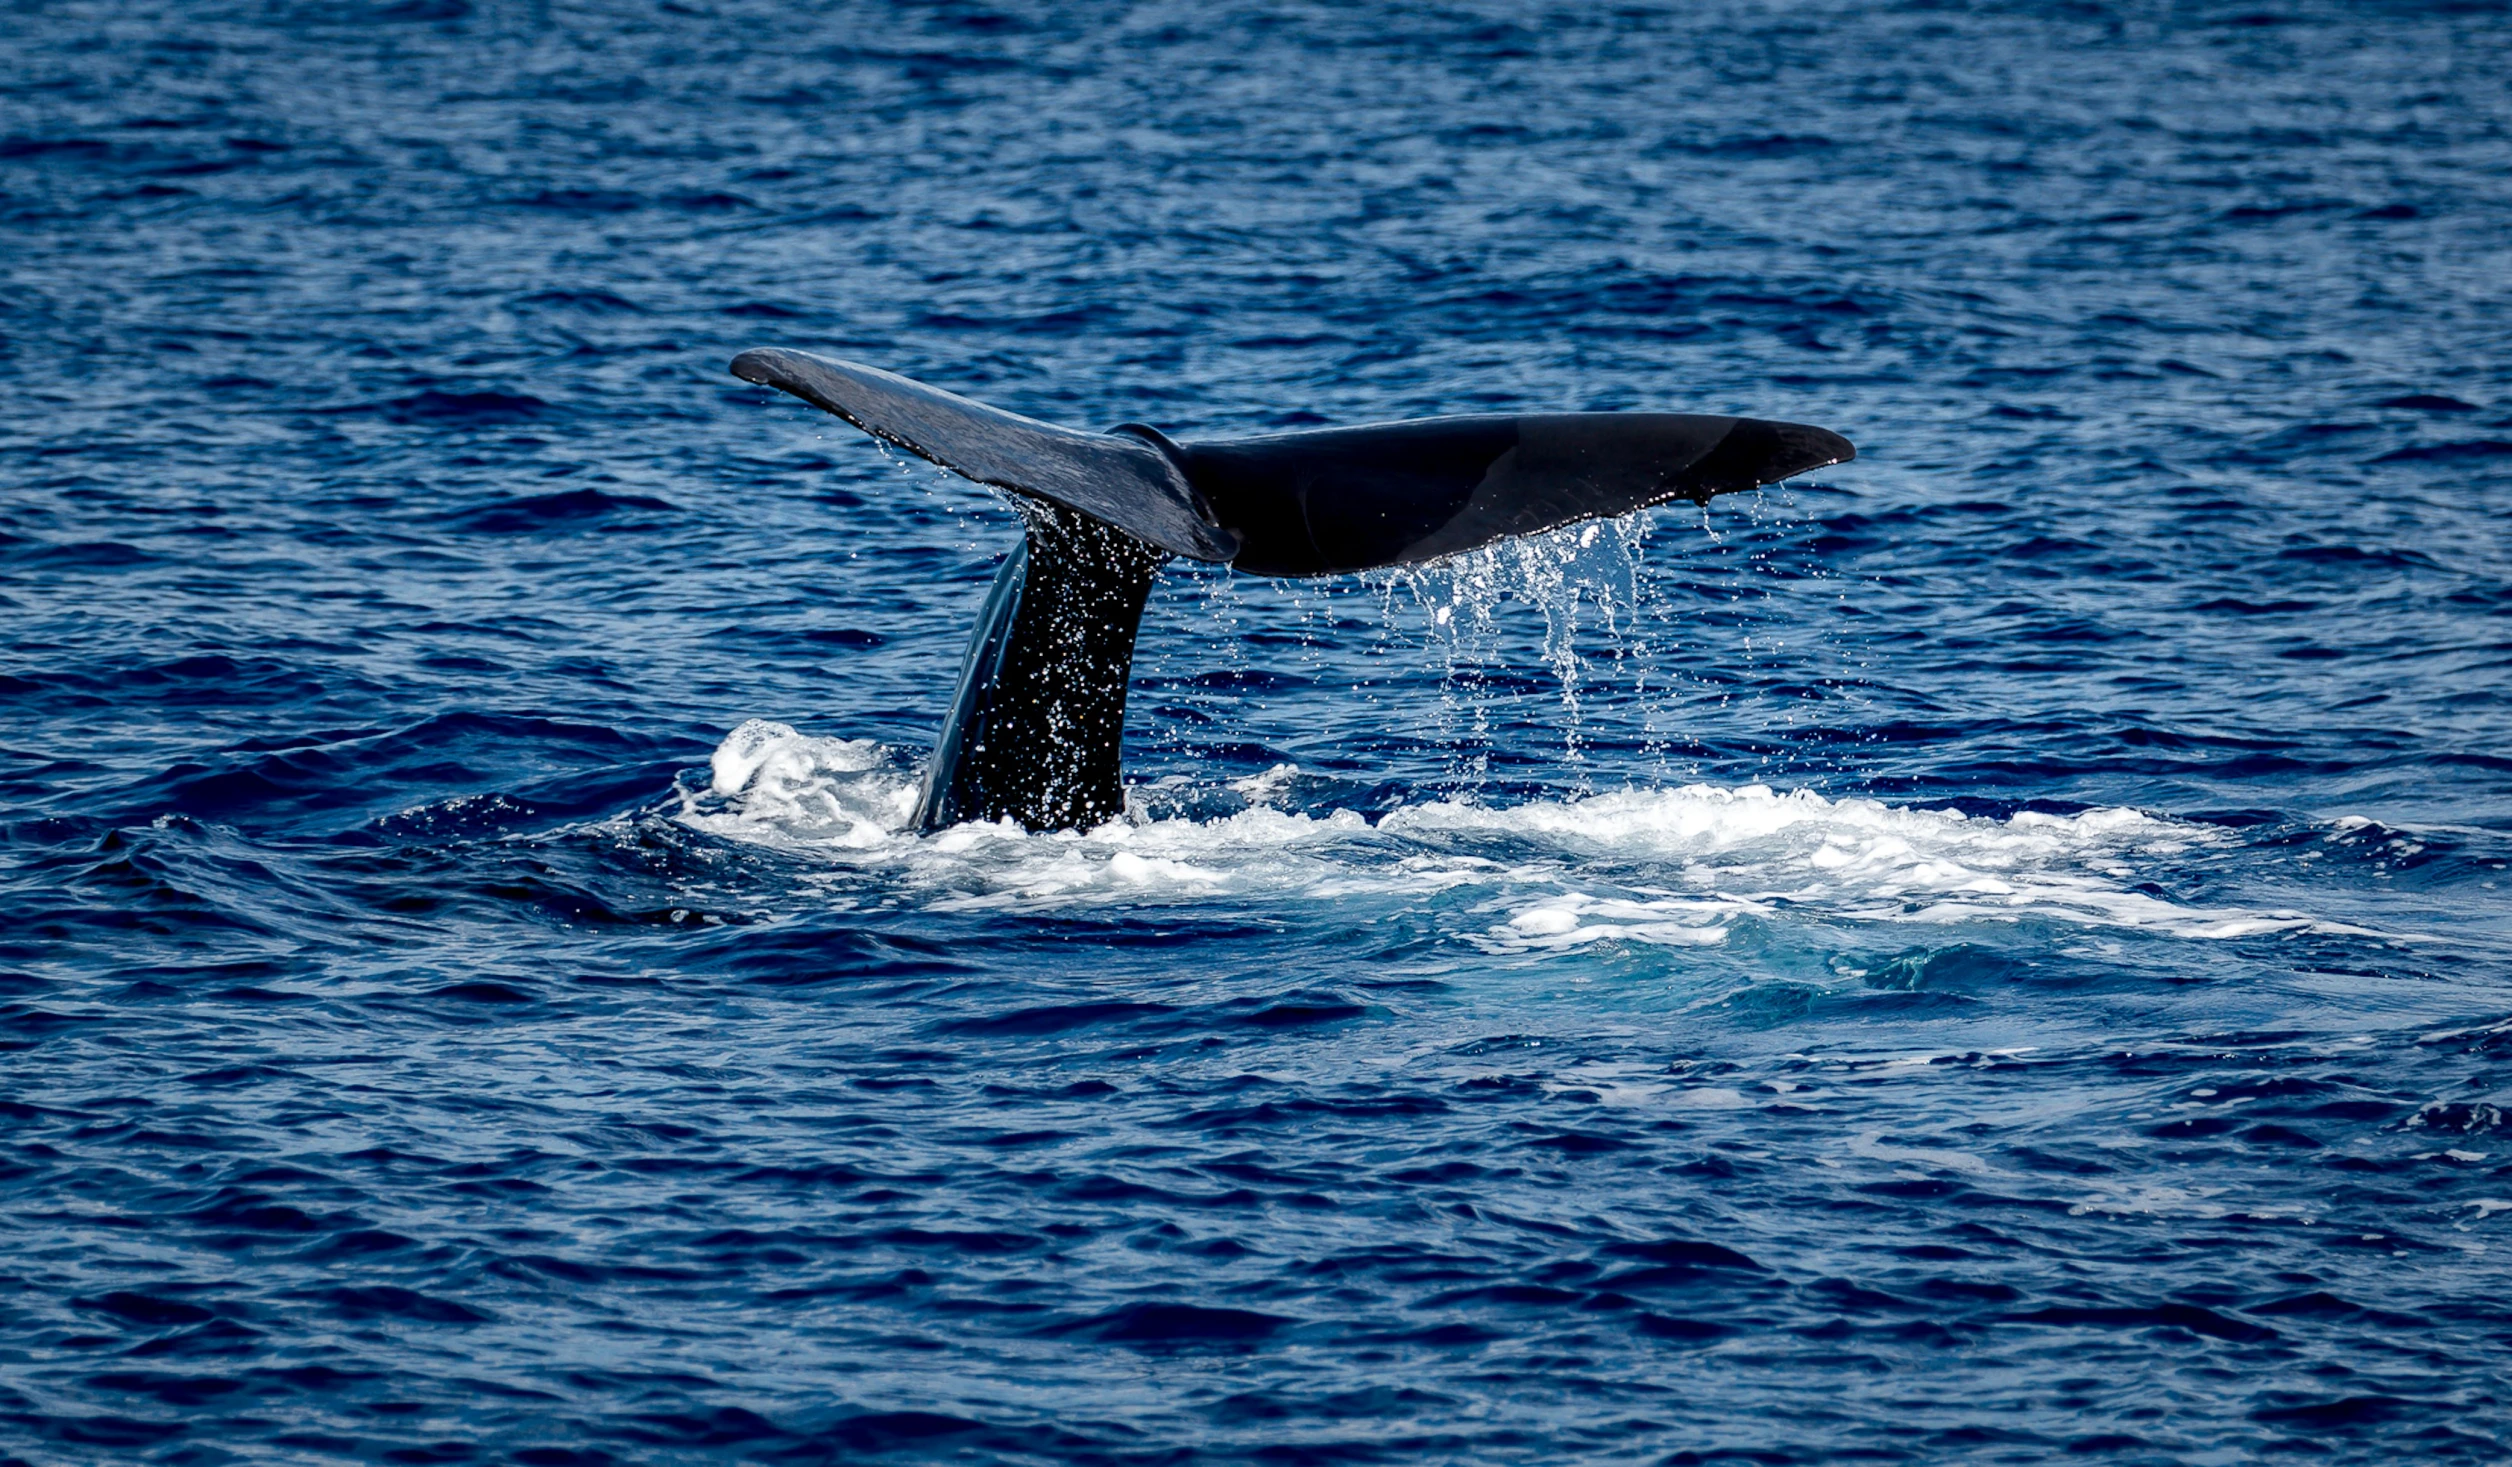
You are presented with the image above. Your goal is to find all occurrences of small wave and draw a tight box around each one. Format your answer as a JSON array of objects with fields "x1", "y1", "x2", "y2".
[
  {"x1": 324, "y1": 388, "x2": 552, "y2": 423},
  {"x1": 445, "y1": 486, "x2": 677, "y2": 534},
  {"x1": 2370, "y1": 439, "x2": 2512, "y2": 464},
  {"x1": 677, "y1": 721, "x2": 2381, "y2": 948}
]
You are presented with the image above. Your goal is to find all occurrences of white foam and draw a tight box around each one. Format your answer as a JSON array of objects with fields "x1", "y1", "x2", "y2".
[
  {"x1": 677, "y1": 721, "x2": 2384, "y2": 948},
  {"x1": 694, "y1": 719, "x2": 906, "y2": 850}
]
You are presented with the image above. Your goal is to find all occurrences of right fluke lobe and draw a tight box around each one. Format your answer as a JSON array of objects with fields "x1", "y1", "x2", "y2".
[{"x1": 1169, "y1": 413, "x2": 1855, "y2": 577}]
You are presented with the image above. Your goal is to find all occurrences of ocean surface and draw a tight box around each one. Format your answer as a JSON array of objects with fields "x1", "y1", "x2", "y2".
[{"x1": 5, "y1": 1, "x2": 2512, "y2": 1461}]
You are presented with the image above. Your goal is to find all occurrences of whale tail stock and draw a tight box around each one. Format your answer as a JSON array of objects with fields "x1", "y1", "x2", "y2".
[{"x1": 728, "y1": 347, "x2": 1854, "y2": 832}]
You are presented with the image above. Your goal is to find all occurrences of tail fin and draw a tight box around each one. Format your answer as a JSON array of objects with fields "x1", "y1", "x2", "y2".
[
  {"x1": 733, "y1": 349, "x2": 1850, "y2": 578},
  {"x1": 731, "y1": 349, "x2": 1854, "y2": 830}
]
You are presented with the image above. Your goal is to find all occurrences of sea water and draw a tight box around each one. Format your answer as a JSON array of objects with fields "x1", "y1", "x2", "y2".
[{"x1": 4, "y1": 1, "x2": 2511, "y2": 1461}]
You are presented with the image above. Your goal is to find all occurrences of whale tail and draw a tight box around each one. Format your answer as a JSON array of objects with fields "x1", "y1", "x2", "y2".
[
  {"x1": 913, "y1": 499, "x2": 1165, "y2": 832},
  {"x1": 729, "y1": 348, "x2": 1853, "y2": 831}
]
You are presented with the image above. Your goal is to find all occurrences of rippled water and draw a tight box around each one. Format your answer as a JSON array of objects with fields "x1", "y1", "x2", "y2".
[{"x1": 6, "y1": 1, "x2": 2512, "y2": 1461}]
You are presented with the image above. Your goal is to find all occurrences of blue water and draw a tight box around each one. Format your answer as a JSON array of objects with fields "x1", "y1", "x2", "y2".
[{"x1": 6, "y1": 1, "x2": 2512, "y2": 1461}]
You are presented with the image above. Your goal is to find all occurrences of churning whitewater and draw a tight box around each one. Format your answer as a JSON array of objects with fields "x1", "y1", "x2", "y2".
[{"x1": 687, "y1": 718, "x2": 2378, "y2": 947}]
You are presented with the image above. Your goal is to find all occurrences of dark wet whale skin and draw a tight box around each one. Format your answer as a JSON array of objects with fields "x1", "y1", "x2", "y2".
[{"x1": 5, "y1": 2, "x2": 2512, "y2": 1465}]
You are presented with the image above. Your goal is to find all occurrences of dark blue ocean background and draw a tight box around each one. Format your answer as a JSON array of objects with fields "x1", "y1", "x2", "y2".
[{"x1": 6, "y1": 1, "x2": 2512, "y2": 1461}]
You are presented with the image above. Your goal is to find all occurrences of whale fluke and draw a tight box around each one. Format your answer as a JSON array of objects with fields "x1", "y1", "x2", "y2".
[{"x1": 731, "y1": 349, "x2": 1853, "y2": 831}]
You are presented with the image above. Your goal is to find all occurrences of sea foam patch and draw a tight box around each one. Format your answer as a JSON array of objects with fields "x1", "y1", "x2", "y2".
[
  {"x1": 693, "y1": 719, "x2": 909, "y2": 850},
  {"x1": 679, "y1": 721, "x2": 2372, "y2": 947}
]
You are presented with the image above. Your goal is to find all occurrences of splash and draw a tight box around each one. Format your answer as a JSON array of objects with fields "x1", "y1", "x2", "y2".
[
  {"x1": 679, "y1": 722, "x2": 2383, "y2": 949},
  {"x1": 1368, "y1": 514, "x2": 1661, "y2": 777},
  {"x1": 698, "y1": 719, "x2": 910, "y2": 849}
]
